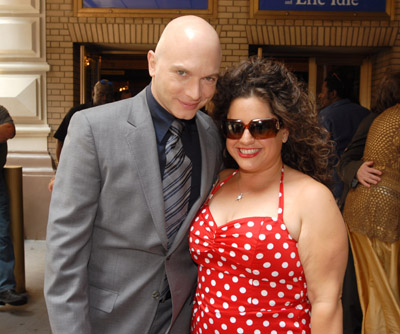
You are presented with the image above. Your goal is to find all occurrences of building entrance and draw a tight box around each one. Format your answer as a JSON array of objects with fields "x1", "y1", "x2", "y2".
[
  {"x1": 250, "y1": 45, "x2": 373, "y2": 109},
  {"x1": 78, "y1": 44, "x2": 152, "y2": 103},
  {"x1": 75, "y1": 44, "x2": 373, "y2": 110}
]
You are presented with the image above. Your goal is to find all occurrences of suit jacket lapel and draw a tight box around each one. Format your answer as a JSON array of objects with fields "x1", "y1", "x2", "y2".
[
  {"x1": 124, "y1": 92, "x2": 169, "y2": 249},
  {"x1": 124, "y1": 93, "x2": 221, "y2": 253}
]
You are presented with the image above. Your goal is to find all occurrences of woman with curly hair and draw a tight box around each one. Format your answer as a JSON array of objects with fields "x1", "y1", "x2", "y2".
[{"x1": 189, "y1": 57, "x2": 348, "y2": 334}]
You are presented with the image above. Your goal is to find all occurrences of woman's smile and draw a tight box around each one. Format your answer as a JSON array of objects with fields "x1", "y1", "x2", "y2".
[{"x1": 237, "y1": 147, "x2": 261, "y2": 158}]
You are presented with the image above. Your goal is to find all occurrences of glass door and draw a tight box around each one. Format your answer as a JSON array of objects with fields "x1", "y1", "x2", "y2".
[{"x1": 250, "y1": 45, "x2": 372, "y2": 110}]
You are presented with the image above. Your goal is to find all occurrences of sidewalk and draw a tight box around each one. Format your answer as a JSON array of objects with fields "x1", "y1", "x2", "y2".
[{"x1": 0, "y1": 240, "x2": 51, "y2": 333}]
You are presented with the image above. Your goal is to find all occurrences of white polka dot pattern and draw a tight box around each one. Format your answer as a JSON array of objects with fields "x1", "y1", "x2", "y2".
[{"x1": 189, "y1": 168, "x2": 311, "y2": 333}]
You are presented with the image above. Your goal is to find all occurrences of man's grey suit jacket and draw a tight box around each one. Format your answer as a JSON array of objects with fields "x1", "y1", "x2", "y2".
[{"x1": 44, "y1": 89, "x2": 223, "y2": 333}]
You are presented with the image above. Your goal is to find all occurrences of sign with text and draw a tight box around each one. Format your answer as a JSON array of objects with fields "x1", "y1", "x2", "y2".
[
  {"x1": 259, "y1": 0, "x2": 386, "y2": 12},
  {"x1": 83, "y1": 0, "x2": 208, "y2": 9}
]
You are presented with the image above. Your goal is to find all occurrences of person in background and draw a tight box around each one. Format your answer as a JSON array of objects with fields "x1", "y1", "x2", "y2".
[
  {"x1": 337, "y1": 72, "x2": 400, "y2": 334},
  {"x1": 0, "y1": 105, "x2": 27, "y2": 306},
  {"x1": 189, "y1": 57, "x2": 348, "y2": 334},
  {"x1": 318, "y1": 74, "x2": 369, "y2": 333},
  {"x1": 54, "y1": 79, "x2": 114, "y2": 162},
  {"x1": 338, "y1": 72, "x2": 400, "y2": 206},
  {"x1": 44, "y1": 15, "x2": 223, "y2": 334},
  {"x1": 47, "y1": 79, "x2": 114, "y2": 192},
  {"x1": 318, "y1": 72, "x2": 370, "y2": 202},
  {"x1": 342, "y1": 72, "x2": 400, "y2": 334}
]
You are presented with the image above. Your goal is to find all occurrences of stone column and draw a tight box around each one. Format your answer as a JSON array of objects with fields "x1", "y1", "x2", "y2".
[{"x1": 0, "y1": 0, "x2": 53, "y2": 240}]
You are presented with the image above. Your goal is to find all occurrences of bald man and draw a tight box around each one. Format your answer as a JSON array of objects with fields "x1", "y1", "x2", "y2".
[{"x1": 44, "y1": 16, "x2": 223, "y2": 334}]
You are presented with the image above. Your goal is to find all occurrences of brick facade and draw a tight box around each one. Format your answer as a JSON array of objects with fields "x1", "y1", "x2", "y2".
[{"x1": 46, "y1": 0, "x2": 400, "y2": 163}]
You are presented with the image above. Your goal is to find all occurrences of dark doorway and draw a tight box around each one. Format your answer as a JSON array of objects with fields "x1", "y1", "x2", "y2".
[
  {"x1": 81, "y1": 45, "x2": 152, "y2": 102},
  {"x1": 249, "y1": 44, "x2": 366, "y2": 105}
]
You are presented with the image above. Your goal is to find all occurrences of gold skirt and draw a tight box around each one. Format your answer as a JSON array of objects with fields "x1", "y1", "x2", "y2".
[{"x1": 348, "y1": 229, "x2": 400, "y2": 334}]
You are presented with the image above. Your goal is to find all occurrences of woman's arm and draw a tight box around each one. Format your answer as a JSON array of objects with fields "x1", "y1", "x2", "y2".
[{"x1": 297, "y1": 182, "x2": 348, "y2": 334}]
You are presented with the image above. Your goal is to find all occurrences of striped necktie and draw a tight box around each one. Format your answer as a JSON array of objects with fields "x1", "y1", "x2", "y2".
[{"x1": 163, "y1": 120, "x2": 192, "y2": 248}]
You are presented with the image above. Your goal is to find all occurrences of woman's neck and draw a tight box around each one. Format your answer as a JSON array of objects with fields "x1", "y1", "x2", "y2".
[{"x1": 236, "y1": 160, "x2": 283, "y2": 194}]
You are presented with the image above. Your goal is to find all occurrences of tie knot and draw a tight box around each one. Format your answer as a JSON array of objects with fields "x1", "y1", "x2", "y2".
[{"x1": 170, "y1": 120, "x2": 184, "y2": 137}]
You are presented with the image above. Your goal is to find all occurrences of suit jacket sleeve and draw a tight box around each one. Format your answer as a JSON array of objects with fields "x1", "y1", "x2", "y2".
[
  {"x1": 337, "y1": 112, "x2": 377, "y2": 187},
  {"x1": 45, "y1": 110, "x2": 101, "y2": 334}
]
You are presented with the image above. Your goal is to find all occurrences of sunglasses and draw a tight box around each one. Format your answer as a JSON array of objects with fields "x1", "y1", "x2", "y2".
[{"x1": 223, "y1": 118, "x2": 282, "y2": 139}]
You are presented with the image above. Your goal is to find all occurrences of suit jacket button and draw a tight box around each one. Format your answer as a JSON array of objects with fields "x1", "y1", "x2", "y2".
[{"x1": 152, "y1": 290, "x2": 160, "y2": 299}]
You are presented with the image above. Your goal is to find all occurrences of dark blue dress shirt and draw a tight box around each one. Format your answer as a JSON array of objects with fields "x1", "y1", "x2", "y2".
[{"x1": 146, "y1": 85, "x2": 202, "y2": 210}]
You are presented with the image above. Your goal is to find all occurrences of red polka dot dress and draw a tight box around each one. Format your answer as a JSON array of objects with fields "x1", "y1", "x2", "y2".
[{"x1": 189, "y1": 167, "x2": 311, "y2": 334}]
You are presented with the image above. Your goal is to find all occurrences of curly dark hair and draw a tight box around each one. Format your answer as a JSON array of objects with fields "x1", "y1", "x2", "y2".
[
  {"x1": 371, "y1": 71, "x2": 400, "y2": 114},
  {"x1": 212, "y1": 56, "x2": 335, "y2": 187}
]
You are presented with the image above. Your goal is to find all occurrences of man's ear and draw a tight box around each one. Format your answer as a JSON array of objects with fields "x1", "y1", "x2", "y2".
[
  {"x1": 147, "y1": 50, "x2": 156, "y2": 77},
  {"x1": 329, "y1": 89, "x2": 338, "y2": 100}
]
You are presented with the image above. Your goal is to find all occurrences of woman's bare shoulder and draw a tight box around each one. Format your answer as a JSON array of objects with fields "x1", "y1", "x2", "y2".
[{"x1": 284, "y1": 166, "x2": 332, "y2": 199}]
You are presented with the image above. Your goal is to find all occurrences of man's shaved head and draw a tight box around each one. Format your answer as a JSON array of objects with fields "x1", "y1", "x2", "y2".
[
  {"x1": 147, "y1": 15, "x2": 222, "y2": 119},
  {"x1": 155, "y1": 15, "x2": 221, "y2": 59}
]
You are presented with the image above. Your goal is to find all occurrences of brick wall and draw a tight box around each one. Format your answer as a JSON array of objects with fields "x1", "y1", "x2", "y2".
[{"x1": 46, "y1": 0, "x2": 400, "y2": 163}]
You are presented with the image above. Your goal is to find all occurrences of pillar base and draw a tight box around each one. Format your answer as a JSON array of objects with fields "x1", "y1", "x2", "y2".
[{"x1": 6, "y1": 151, "x2": 54, "y2": 240}]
